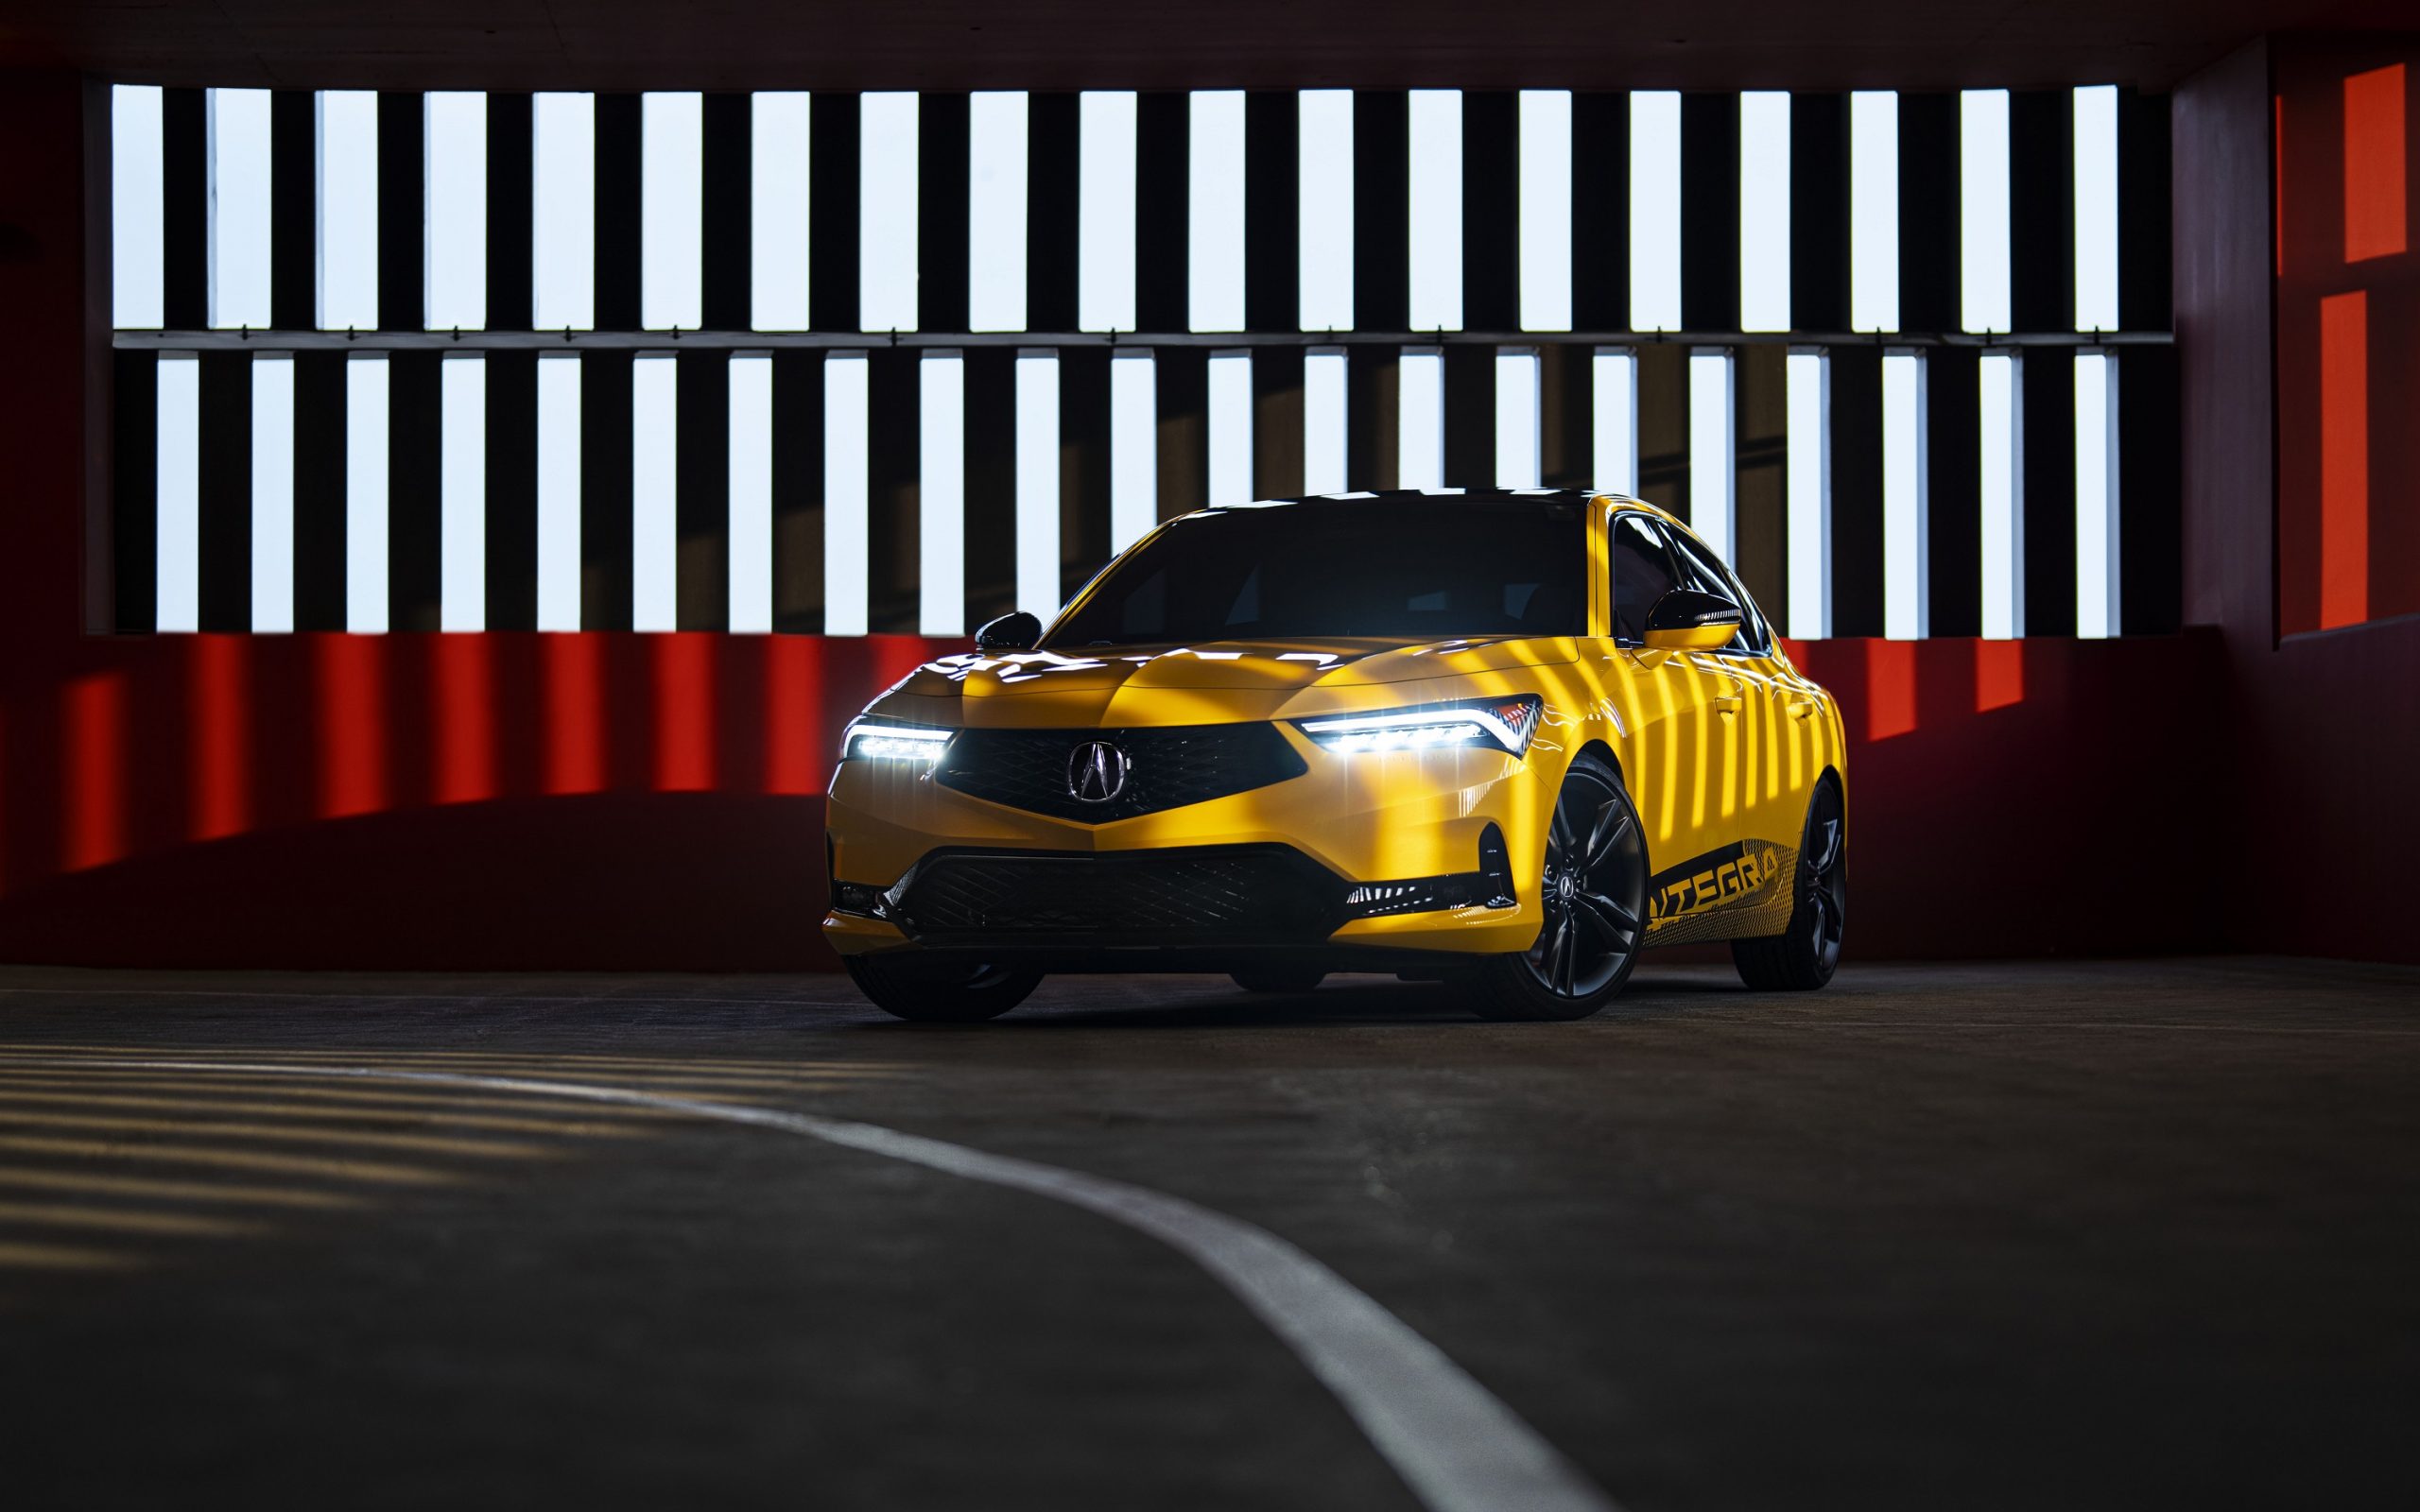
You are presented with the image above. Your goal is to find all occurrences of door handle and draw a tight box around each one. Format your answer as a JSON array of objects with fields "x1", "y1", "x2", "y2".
[
  {"x1": 1713, "y1": 694, "x2": 1744, "y2": 715},
  {"x1": 1785, "y1": 697, "x2": 1818, "y2": 719}
]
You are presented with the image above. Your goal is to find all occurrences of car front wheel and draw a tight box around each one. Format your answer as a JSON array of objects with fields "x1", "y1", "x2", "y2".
[
  {"x1": 845, "y1": 954, "x2": 1044, "y2": 1022},
  {"x1": 1472, "y1": 754, "x2": 1649, "y2": 1022}
]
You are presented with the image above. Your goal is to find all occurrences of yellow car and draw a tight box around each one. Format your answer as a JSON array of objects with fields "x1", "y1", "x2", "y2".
[{"x1": 824, "y1": 490, "x2": 1847, "y2": 1022}]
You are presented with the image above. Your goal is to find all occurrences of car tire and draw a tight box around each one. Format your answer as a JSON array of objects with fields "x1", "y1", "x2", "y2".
[
  {"x1": 1231, "y1": 969, "x2": 1326, "y2": 994},
  {"x1": 845, "y1": 954, "x2": 1044, "y2": 1022},
  {"x1": 1731, "y1": 778, "x2": 1846, "y2": 991},
  {"x1": 1473, "y1": 753, "x2": 1650, "y2": 1022}
]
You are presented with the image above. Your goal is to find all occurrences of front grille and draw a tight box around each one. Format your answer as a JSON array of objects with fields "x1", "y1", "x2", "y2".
[
  {"x1": 935, "y1": 723, "x2": 1306, "y2": 823},
  {"x1": 892, "y1": 846, "x2": 1346, "y2": 944}
]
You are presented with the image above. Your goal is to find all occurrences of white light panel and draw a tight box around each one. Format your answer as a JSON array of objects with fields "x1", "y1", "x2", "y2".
[
  {"x1": 317, "y1": 91, "x2": 380, "y2": 331},
  {"x1": 1518, "y1": 91, "x2": 1573, "y2": 333},
  {"x1": 1079, "y1": 91, "x2": 1138, "y2": 334},
  {"x1": 1849, "y1": 91, "x2": 1899, "y2": 334},
  {"x1": 1880, "y1": 349, "x2": 1927, "y2": 639},
  {"x1": 345, "y1": 354, "x2": 389, "y2": 633},
  {"x1": 1978, "y1": 350, "x2": 2024, "y2": 639},
  {"x1": 823, "y1": 352, "x2": 871, "y2": 635},
  {"x1": 631, "y1": 353, "x2": 677, "y2": 632},
  {"x1": 1629, "y1": 92, "x2": 1681, "y2": 334},
  {"x1": 1688, "y1": 349, "x2": 1737, "y2": 560},
  {"x1": 156, "y1": 353, "x2": 200, "y2": 633},
  {"x1": 1303, "y1": 349, "x2": 1348, "y2": 495},
  {"x1": 1961, "y1": 90, "x2": 2012, "y2": 335},
  {"x1": 1739, "y1": 91, "x2": 1791, "y2": 333},
  {"x1": 2073, "y1": 85, "x2": 2119, "y2": 333},
  {"x1": 2075, "y1": 350, "x2": 2120, "y2": 637},
  {"x1": 1110, "y1": 351, "x2": 1157, "y2": 551},
  {"x1": 533, "y1": 93, "x2": 596, "y2": 332},
  {"x1": 424, "y1": 92, "x2": 487, "y2": 331},
  {"x1": 642, "y1": 93, "x2": 703, "y2": 331},
  {"x1": 1299, "y1": 90, "x2": 1356, "y2": 332},
  {"x1": 1398, "y1": 348, "x2": 1445, "y2": 490},
  {"x1": 251, "y1": 354, "x2": 294, "y2": 632},
  {"x1": 536, "y1": 353, "x2": 582, "y2": 631},
  {"x1": 112, "y1": 85, "x2": 164, "y2": 330},
  {"x1": 1188, "y1": 92, "x2": 1246, "y2": 333},
  {"x1": 1014, "y1": 352, "x2": 1061, "y2": 614},
  {"x1": 750, "y1": 92, "x2": 810, "y2": 332},
  {"x1": 729, "y1": 353, "x2": 773, "y2": 633},
  {"x1": 921, "y1": 352, "x2": 966, "y2": 635},
  {"x1": 1495, "y1": 349, "x2": 1541, "y2": 489},
  {"x1": 1785, "y1": 349, "x2": 1832, "y2": 641},
  {"x1": 208, "y1": 88, "x2": 273, "y2": 330},
  {"x1": 859, "y1": 94, "x2": 920, "y2": 334},
  {"x1": 1207, "y1": 350, "x2": 1254, "y2": 507},
  {"x1": 968, "y1": 92, "x2": 1028, "y2": 333},
  {"x1": 1593, "y1": 348, "x2": 1638, "y2": 496},
  {"x1": 1408, "y1": 91, "x2": 1463, "y2": 332},
  {"x1": 440, "y1": 355, "x2": 486, "y2": 631}
]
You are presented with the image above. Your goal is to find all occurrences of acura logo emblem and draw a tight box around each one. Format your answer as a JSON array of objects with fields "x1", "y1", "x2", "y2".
[{"x1": 1067, "y1": 740, "x2": 1131, "y2": 803}]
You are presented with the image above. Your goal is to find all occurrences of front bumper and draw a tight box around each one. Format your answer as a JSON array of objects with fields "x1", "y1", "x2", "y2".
[{"x1": 823, "y1": 720, "x2": 1558, "y2": 958}]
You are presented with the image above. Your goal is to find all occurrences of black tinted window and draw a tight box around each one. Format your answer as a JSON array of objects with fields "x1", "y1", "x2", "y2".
[
  {"x1": 1609, "y1": 513, "x2": 1681, "y2": 644},
  {"x1": 1046, "y1": 502, "x2": 1585, "y2": 646}
]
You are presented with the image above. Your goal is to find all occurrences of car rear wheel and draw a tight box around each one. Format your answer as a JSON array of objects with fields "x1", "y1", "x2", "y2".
[
  {"x1": 1731, "y1": 779, "x2": 1846, "y2": 991},
  {"x1": 844, "y1": 954, "x2": 1044, "y2": 1022},
  {"x1": 1473, "y1": 755, "x2": 1649, "y2": 1022},
  {"x1": 1230, "y1": 969, "x2": 1326, "y2": 994}
]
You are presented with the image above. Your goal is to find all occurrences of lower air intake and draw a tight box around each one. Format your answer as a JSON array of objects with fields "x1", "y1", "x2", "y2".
[{"x1": 892, "y1": 846, "x2": 1347, "y2": 946}]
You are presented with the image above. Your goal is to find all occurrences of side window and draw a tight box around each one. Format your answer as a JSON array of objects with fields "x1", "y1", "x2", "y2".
[
  {"x1": 1663, "y1": 529, "x2": 1773, "y2": 655},
  {"x1": 1608, "y1": 513, "x2": 1682, "y2": 644}
]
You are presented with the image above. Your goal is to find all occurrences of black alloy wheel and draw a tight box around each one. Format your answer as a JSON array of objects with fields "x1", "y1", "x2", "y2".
[
  {"x1": 1230, "y1": 969, "x2": 1327, "y2": 994},
  {"x1": 845, "y1": 954, "x2": 1044, "y2": 1022},
  {"x1": 1732, "y1": 778, "x2": 1846, "y2": 990},
  {"x1": 1474, "y1": 754, "x2": 1650, "y2": 1022}
]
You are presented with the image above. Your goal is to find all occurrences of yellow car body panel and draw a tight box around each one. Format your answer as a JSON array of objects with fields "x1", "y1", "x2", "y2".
[{"x1": 823, "y1": 493, "x2": 1845, "y2": 965}]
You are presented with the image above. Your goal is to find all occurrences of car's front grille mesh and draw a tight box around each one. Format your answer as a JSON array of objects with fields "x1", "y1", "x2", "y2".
[
  {"x1": 935, "y1": 724, "x2": 1306, "y2": 822},
  {"x1": 894, "y1": 847, "x2": 1345, "y2": 943}
]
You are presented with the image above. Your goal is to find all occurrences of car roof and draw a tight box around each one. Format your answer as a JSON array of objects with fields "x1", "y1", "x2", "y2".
[{"x1": 1199, "y1": 488, "x2": 1691, "y2": 534}]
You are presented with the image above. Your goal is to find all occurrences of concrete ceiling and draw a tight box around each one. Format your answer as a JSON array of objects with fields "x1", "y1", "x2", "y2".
[{"x1": 1, "y1": 1, "x2": 2409, "y2": 94}]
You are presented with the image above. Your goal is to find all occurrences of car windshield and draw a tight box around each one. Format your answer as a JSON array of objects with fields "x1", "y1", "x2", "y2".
[{"x1": 1044, "y1": 500, "x2": 1587, "y2": 647}]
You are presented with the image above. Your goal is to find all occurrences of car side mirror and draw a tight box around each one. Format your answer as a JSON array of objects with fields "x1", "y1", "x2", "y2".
[
  {"x1": 975, "y1": 610, "x2": 1044, "y2": 652},
  {"x1": 1641, "y1": 589, "x2": 1742, "y2": 651}
]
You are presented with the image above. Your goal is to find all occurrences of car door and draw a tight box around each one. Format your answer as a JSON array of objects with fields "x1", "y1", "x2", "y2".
[
  {"x1": 1659, "y1": 524, "x2": 1810, "y2": 870},
  {"x1": 1604, "y1": 511, "x2": 1728, "y2": 892}
]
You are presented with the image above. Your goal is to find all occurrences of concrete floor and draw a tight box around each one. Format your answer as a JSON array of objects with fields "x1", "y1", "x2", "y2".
[{"x1": 0, "y1": 957, "x2": 2413, "y2": 1510}]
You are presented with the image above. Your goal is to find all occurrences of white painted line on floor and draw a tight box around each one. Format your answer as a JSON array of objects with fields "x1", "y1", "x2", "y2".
[{"x1": 3, "y1": 1056, "x2": 1621, "y2": 1512}]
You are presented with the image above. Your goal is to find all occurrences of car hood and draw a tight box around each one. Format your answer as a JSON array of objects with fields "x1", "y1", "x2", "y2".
[{"x1": 873, "y1": 637, "x2": 1584, "y2": 728}]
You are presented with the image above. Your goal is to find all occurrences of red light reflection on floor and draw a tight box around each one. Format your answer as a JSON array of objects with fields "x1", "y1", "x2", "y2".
[
  {"x1": 544, "y1": 635, "x2": 606, "y2": 795},
  {"x1": 1975, "y1": 640, "x2": 2024, "y2": 713},
  {"x1": 766, "y1": 635, "x2": 827, "y2": 796},
  {"x1": 191, "y1": 636, "x2": 250, "y2": 841},
  {"x1": 1865, "y1": 640, "x2": 1918, "y2": 742},
  {"x1": 317, "y1": 635, "x2": 389, "y2": 819},
  {"x1": 63, "y1": 674, "x2": 127, "y2": 871},
  {"x1": 2319, "y1": 290, "x2": 2370, "y2": 629},
  {"x1": 655, "y1": 634, "x2": 716, "y2": 792},
  {"x1": 432, "y1": 635, "x2": 496, "y2": 805},
  {"x1": 2343, "y1": 64, "x2": 2408, "y2": 263}
]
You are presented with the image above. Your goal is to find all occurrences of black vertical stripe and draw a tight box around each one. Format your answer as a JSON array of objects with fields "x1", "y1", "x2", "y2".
[
  {"x1": 809, "y1": 93, "x2": 862, "y2": 334},
  {"x1": 676, "y1": 352, "x2": 731, "y2": 629},
  {"x1": 1462, "y1": 92, "x2": 1518, "y2": 334},
  {"x1": 196, "y1": 352, "x2": 251, "y2": 631},
  {"x1": 1244, "y1": 92, "x2": 1298, "y2": 335},
  {"x1": 1732, "y1": 345, "x2": 1786, "y2": 610},
  {"x1": 269, "y1": 91, "x2": 315, "y2": 331},
  {"x1": 1252, "y1": 346, "x2": 1304, "y2": 498},
  {"x1": 700, "y1": 92, "x2": 752, "y2": 334},
  {"x1": 1570, "y1": 94, "x2": 1627, "y2": 335},
  {"x1": 1135, "y1": 93, "x2": 1189, "y2": 334},
  {"x1": 388, "y1": 352, "x2": 442, "y2": 631},
  {"x1": 2019, "y1": 350, "x2": 2075, "y2": 635},
  {"x1": 964, "y1": 348, "x2": 1018, "y2": 623},
  {"x1": 1789, "y1": 94, "x2": 1849, "y2": 335},
  {"x1": 376, "y1": 92, "x2": 424, "y2": 332},
  {"x1": 1154, "y1": 348, "x2": 1207, "y2": 519},
  {"x1": 1353, "y1": 92, "x2": 1409, "y2": 335},
  {"x1": 293, "y1": 351, "x2": 349, "y2": 630},
  {"x1": 1678, "y1": 93, "x2": 1739, "y2": 334},
  {"x1": 1540, "y1": 344, "x2": 1592, "y2": 490},
  {"x1": 1440, "y1": 344, "x2": 1492, "y2": 489},
  {"x1": 2117, "y1": 345, "x2": 2180, "y2": 633},
  {"x1": 112, "y1": 352, "x2": 159, "y2": 631},
  {"x1": 2117, "y1": 90, "x2": 2171, "y2": 335},
  {"x1": 1924, "y1": 347, "x2": 1981, "y2": 637},
  {"x1": 1346, "y1": 346, "x2": 1396, "y2": 490},
  {"x1": 594, "y1": 95, "x2": 643, "y2": 334},
  {"x1": 485, "y1": 352, "x2": 538, "y2": 630},
  {"x1": 1896, "y1": 93, "x2": 1960, "y2": 337},
  {"x1": 162, "y1": 89, "x2": 208, "y2": 330},
  {"x1": 1826, "y1": 345, "x2": 1883, "y2": 637},
  {"x1": 1059, "y1": 348, "x2": 1111, "y2": 597},
  {"x1": 488, "y1": 93, "x2": 535, "y2": 332},
  {"x1": 579, "y1": 351, "x2": 634, "y2": 630},
  {"x1": 865, "y1": 349, "x2": 920, "y2": 633},
  {"x1": 1027, "y1": 94, "x2": 1080, "y2": 334},
  {"x1": 918, "y1": 93, "x2": 970, "y2": 335},
  {"x1": 770, "y1": 352, "x2": 825, "y2": 633},
  {"x1": 2010, "y1": 89, "x2": 2074, "y2": 336},
  {"x1": 1635, "y1": 344, "x2": 1687, "y2": 517}
]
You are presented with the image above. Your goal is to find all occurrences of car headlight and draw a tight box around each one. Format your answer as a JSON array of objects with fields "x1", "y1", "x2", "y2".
[
  {"x1": 1294, "y1": 696, "x2": 1542, "y2": 757},
  {"x1": 840, "y1": 718, "x2": 953, "y2": 763}
]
